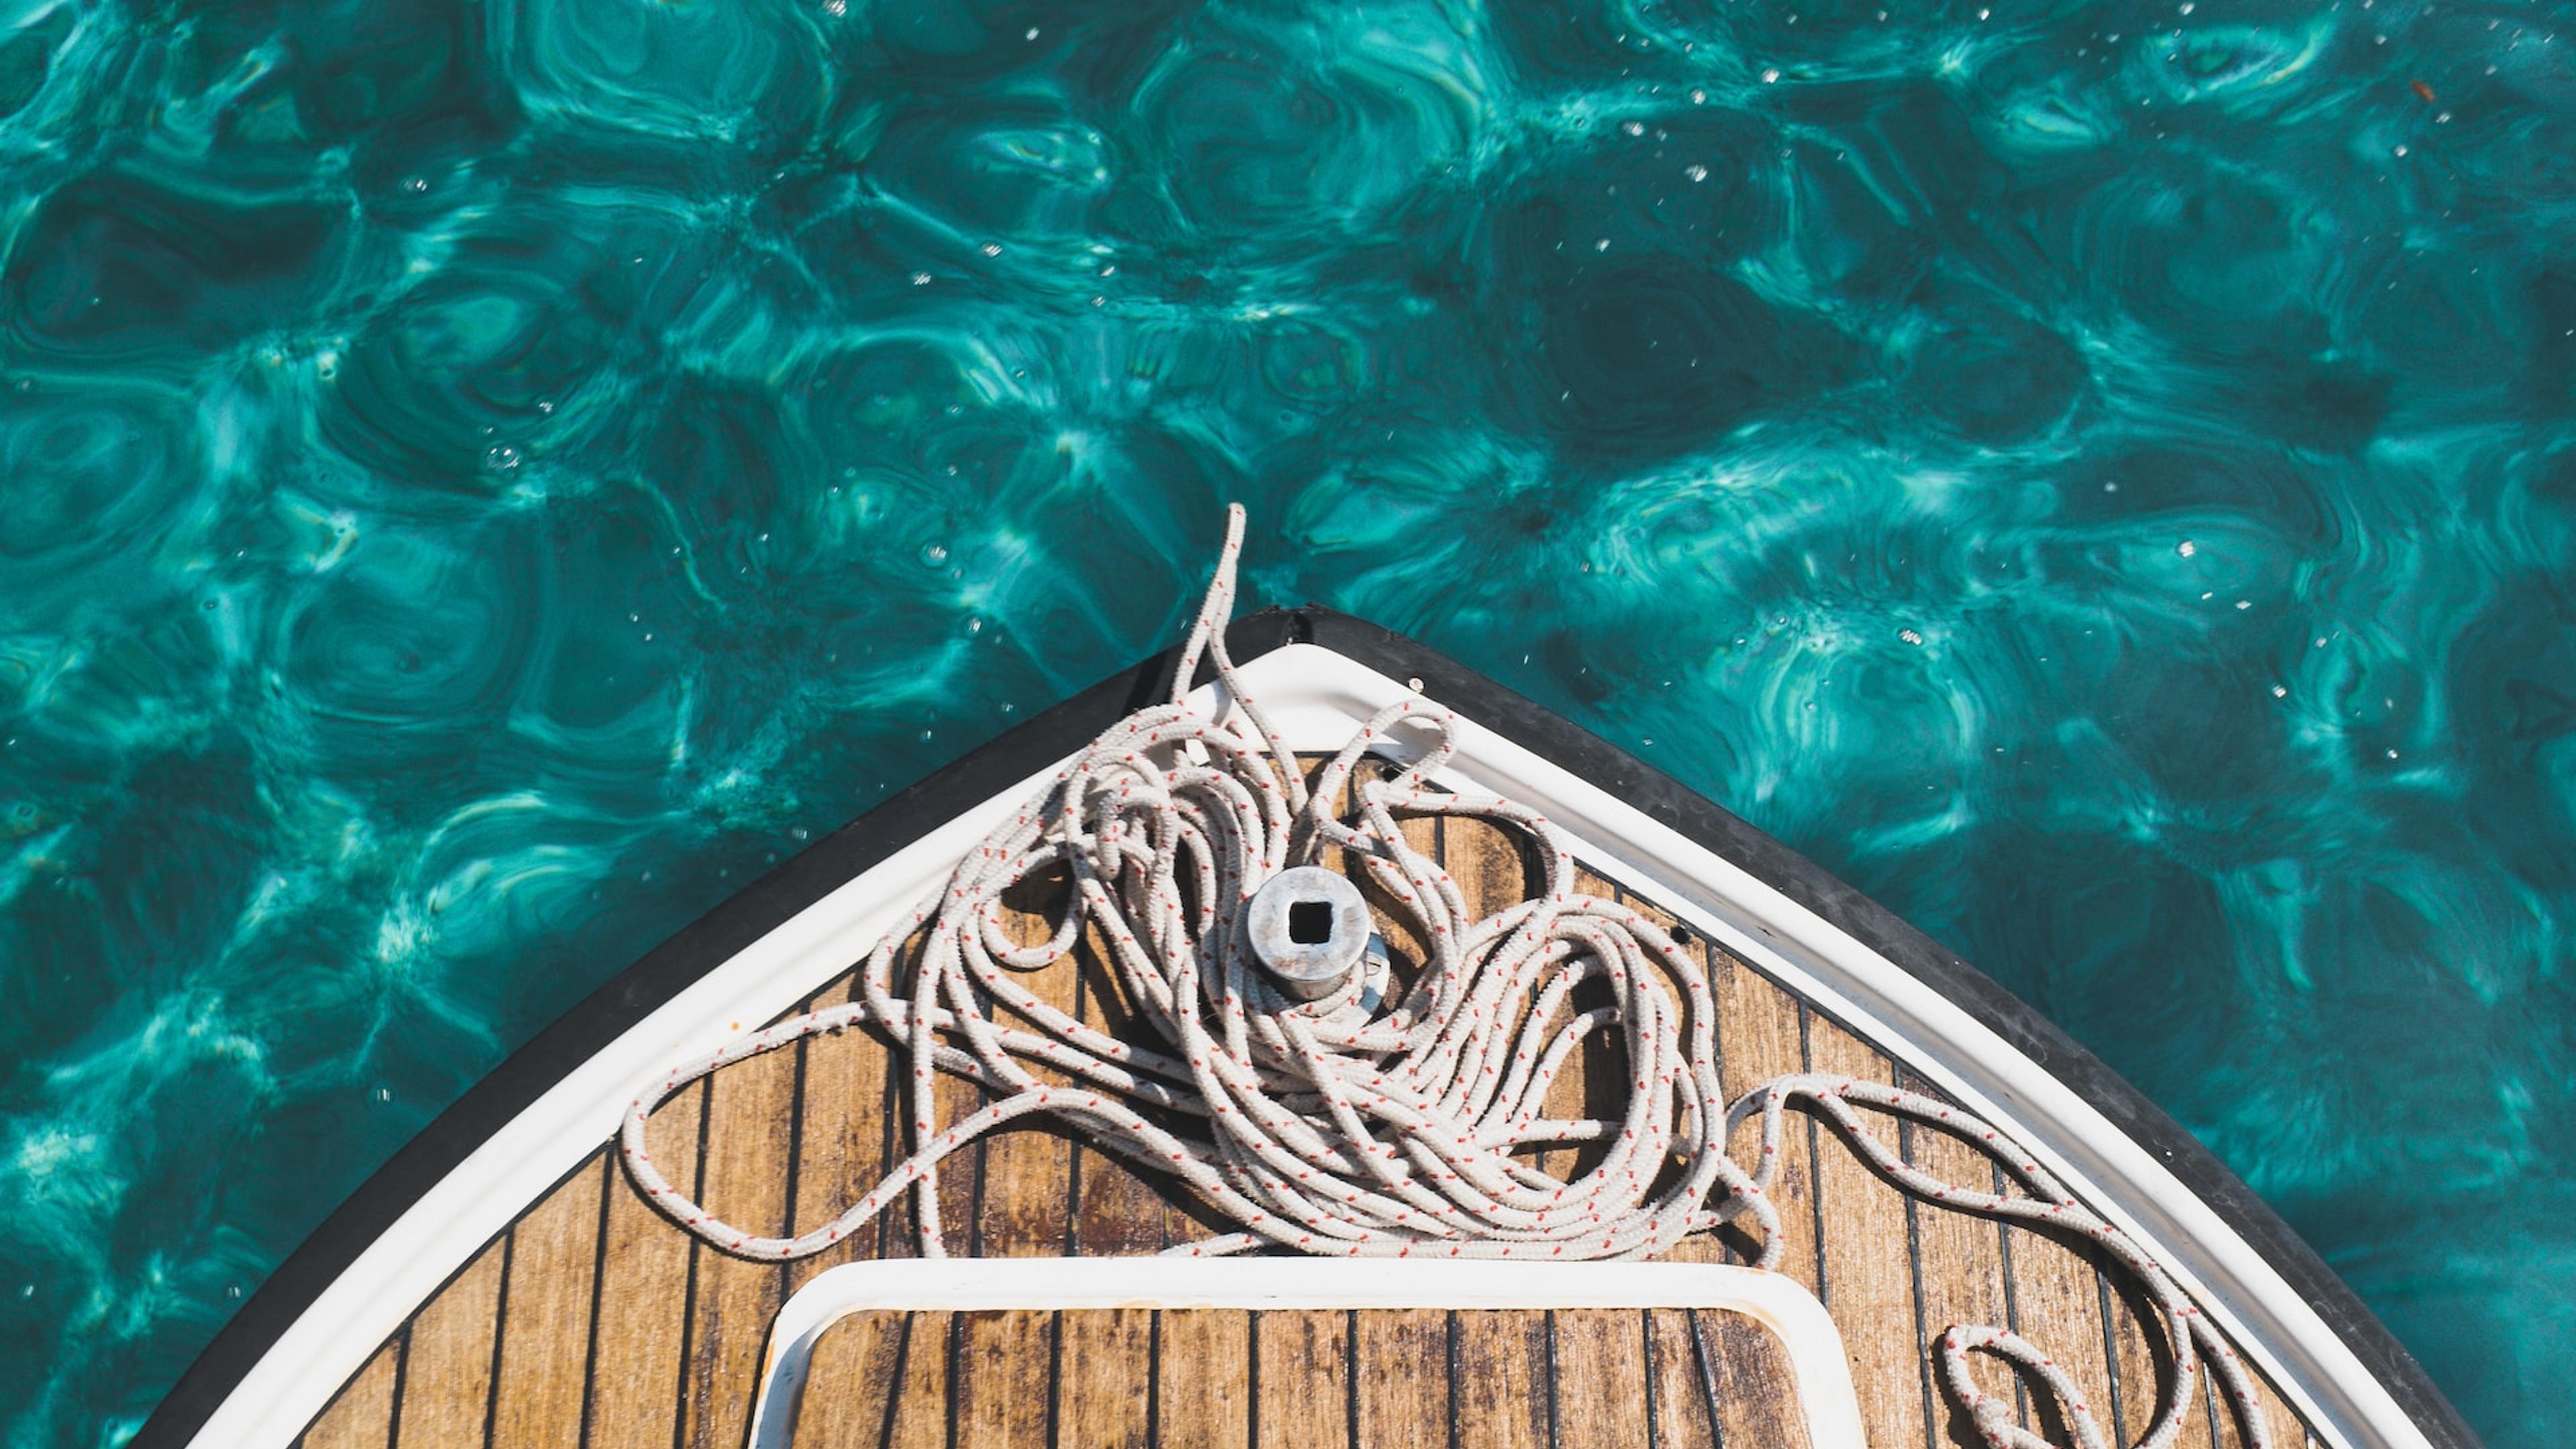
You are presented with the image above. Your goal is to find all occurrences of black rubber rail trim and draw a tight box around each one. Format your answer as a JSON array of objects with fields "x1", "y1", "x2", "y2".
[{"x1": 131, "y1": 606, "x2": 2479, "y2": 1449}]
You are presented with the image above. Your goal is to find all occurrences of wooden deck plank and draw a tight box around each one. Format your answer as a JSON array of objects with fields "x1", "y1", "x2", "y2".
[
  {"x1": 1900, "y1": 1078, "x2": 2020, "y2": 1449},
  {"x1": 1254, "y1": 1310, "x2": 1350, "y2": 1449},
  {"x1": 790, "y1": 1309, "x2": 903, "y2": 1448},
  {"x1": 680, "y1": 1033, "x2": 801, "y2": 1449},
  {"x1": 1158, "y1": 1310, "x2": 1253, "y2": 1446},
  {"x1": 978, "y1": 871, "x2": 1080, "y2": 1258},
  {"x1": 953, "y1": 1310, "x2": 1056, "y2": 1448},
  {"x1": 1452, "y1": 1311, "x2": 1550, "y2": 1449},
  {"x1": 490, "y1": 1155, "x2": 607, "y2": 1448},
  {"x1": 2104, "y1": 1266, "x2": 2218, "y2": 1449},
  {"x1": 2218, "y1": 1348, "x2": 2294, "y2": 1449},
  {"x1": 1057, "y1": 907, "x2": 1175, "y2": 1258},
  {"x1": 1646, "y1": 1310, "x2": 1719, "y2": 1449},
  {"x1": 1709, "y1": 949, "x2": 1822, "y2": 1286},
  {"x1": 1805, "y1": 1015, "x2": 1931, "y2": 1449},
  {"x1": 392, "y1": 1240, "x2": 505, "y2": 1449},
  {"x1": 1703, "y1": 1309, "x2": 1814, "y2": 1449},
  {"x1": 1554, "y1": 1307, "x2": 1650, "y2": 1448},
  {"x1": 301, "y1": 1340, "x2": 399, "y2": 1449},
  {"x1": 1993, "y1": 1205, "x2": 2123, "y2": 1445},
  {"x1": 1055, "y1": 1307, "x2": 1155, "y2": 1449},
  {"x1": 885, "y1": 1313, "x2": 952, "y2": 1449},
  {"x1": 584, "y1": 1081, "x2": 704, "y2": 1449},
  {"x1": 1354, "y1": 1309, "x2": 1449, "y2": 1449},
  {"x1": 786, "y1": 970, "x2": 894, "y2": 1292}
]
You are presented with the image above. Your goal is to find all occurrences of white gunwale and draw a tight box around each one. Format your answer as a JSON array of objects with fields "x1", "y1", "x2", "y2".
[{"x1": 189, "y1": 643, "x2": 2414, "y2": 1449}]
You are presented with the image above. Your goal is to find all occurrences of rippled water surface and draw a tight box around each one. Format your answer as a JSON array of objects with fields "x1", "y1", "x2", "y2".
[{"x1": 3, "y1": 0, "x2": 2573, "y2": 1442}]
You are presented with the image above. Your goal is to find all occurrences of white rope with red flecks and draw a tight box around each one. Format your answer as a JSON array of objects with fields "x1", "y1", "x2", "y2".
[{"x1": 617, "y1": 504, "x2": 2270, "y2": 1449}]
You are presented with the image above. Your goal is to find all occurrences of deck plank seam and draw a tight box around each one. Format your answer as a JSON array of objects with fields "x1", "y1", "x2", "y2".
[
  {"x1": 1246, "y1": 1311, "x2": 1263, "y2": 1449},
  {"x1": 1542, "y1": 1309, "x2": 1561, "y2": 1449},
  {"x1": 1683, "y1": 1309, "x2": 1726, "y2": 1449},
  {"x1": 1444, "y1": 1311, "x2": 1461, "y2": 1449},
  {"x1": 1898, "y1": 1111, "x2": 1941, "y2": 1449},
  {"x1": 1044, "y1": 1308, "x2": 1065, "y2": 1449},
  {"x1": 1146, "y1": 1305, "x2": 1165, "y2": 1449},
  {"x1": 780, "y1": 987, "x2": 814, "y2": 1311},
  {"x1": 574, "y1": 1152, "x2": 613, "y2": 1449},
  {"x1": 1796, "y1": 1002, "x2": 1830, "y2": 1308},
  {"x1": 667, "y1": 1079, "x2": 714, "y2": 1449},
  {"x1": 1640, "y1": 1309, "x2": 1662, "y2": 1449},
  {"x1": 1986, "y1": 1153, "x2": 2034, "y2": 1432},
  {"x1": 875, "y1": 1313, "x2": 915, "y2": 1449},
  {"x1": 2094, "y1": 1260, "x2": 2130, "y2": 1444},
  {"x1": 385, "y1": 1326, "x2": 411, "y2": 1449},
  {"x1": 480, "y1": 1228, "x2": 513, "y2": 1449}
]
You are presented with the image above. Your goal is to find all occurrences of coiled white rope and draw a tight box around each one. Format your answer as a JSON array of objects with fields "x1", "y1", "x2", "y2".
[{"x1": 619, "y1": 504, "x2": 2271, "y2": 1449}]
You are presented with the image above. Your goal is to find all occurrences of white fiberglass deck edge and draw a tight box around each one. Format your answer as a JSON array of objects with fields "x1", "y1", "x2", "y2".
[
  {"x1": 186, "y1": 642, "x2": 2416, "y2": 1449},
  {"x1": 745, "y1": 1259, "x2": 1867, "y2": 1449}
]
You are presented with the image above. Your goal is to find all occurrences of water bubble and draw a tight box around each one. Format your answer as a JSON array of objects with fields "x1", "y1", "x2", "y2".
[
  {"x1": 920, "y1": 542, "x2": 950, "y2": 566},
  {"x1": 482, "y1": 443, "x2": 522, "y2": 474}
]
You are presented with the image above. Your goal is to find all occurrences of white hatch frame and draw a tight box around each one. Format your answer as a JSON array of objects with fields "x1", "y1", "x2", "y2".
[
  {"x1": 187, "y1": 643, "x2": 2425, "y2": 1449},
  {"x1": 744, "y1": 1258, "x2": 1867, "y2": 1449}
]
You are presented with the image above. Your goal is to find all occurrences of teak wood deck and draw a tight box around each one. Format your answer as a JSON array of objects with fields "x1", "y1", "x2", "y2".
[{"x1": 293, "y1": 763, "x2": 2328, "y2": 1449}]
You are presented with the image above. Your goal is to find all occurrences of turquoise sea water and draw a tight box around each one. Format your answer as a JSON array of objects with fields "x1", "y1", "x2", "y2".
[{"x1": 1, "y1": 0, "x2": 2571, "y2": 1442}]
